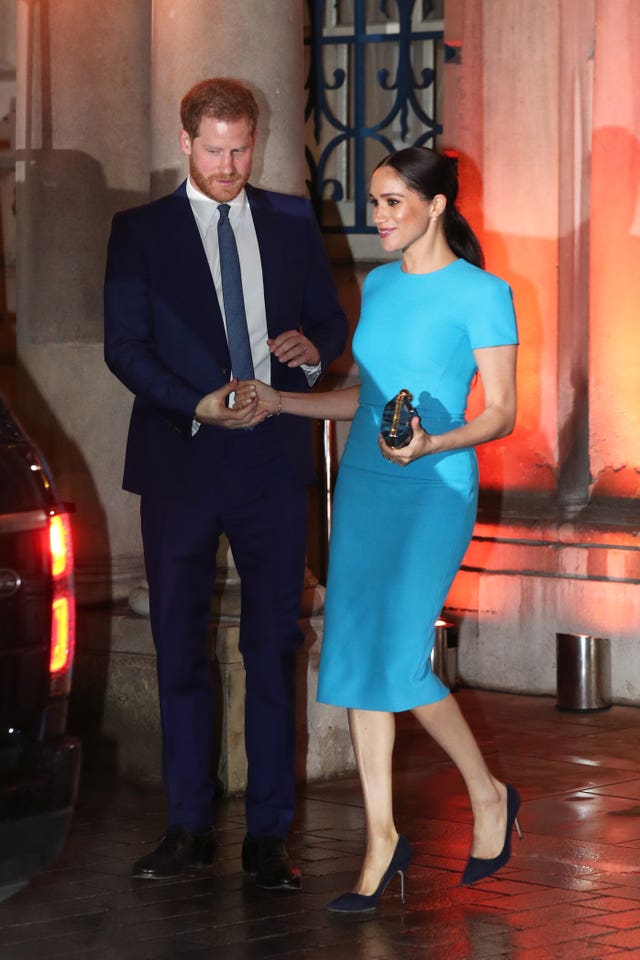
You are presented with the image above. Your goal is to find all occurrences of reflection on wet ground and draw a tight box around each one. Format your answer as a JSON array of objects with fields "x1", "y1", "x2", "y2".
[{"x1": 3, "y1": 689, "x2": 640, "y2": 959}]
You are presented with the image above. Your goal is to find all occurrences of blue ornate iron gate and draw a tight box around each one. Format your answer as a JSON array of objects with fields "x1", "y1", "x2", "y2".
[{"x1": 304, "y1": 0, "x2": 445, "y2": 233}]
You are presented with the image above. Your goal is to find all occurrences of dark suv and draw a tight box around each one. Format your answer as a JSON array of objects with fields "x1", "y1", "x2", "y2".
[{"x1": 0, "y1": 394, "x2": 81, "y2": 897}]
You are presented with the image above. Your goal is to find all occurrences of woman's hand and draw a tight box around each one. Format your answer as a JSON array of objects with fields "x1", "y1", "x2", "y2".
[
  {"x1": 378, "y1": 416, "x2": 437, "y2": 466},
  {"x1": 235, "y1": 379, "x2": 282, "y2": 417},
  {"x1": 195, "y1": 380, "x2": 267, "y2": 430}
]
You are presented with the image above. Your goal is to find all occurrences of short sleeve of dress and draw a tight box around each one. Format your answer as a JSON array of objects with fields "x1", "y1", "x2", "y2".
[{"x1": 467, "y1": 273, "x2": 519, "y2": 350}]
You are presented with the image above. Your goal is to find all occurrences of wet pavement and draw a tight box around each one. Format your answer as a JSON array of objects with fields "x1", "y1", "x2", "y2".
[{"x1": 3, "y1": 688, "x2": 640, "y2": 959}]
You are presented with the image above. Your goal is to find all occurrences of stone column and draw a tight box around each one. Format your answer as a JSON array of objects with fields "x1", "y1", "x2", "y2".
[
  {"x1": 13, "y1": 0, "x2": 352, "y2": 787},
  {"x1": 445, "y1": 0, "x2": 562, "y2": 497},
  {"x1": 589, "y1": 0, "x2": 640, "y2": 499},
  {"x1": 150, "y1": 0, "x2": 305, "y2": 196},
  {"x1": 442, "y1": 0, "x2": 640, "y2": 704},
  {"x1": 145, "y1": 0, "x2": 310, "y2": 612},
  {"x1": 122, "y1": 0, "x2": 337, "y2": 789},
  {"x1": 556, "y1": 0, "x2": 595, "y2": 515},
  {"x1": 14, "y1": 0, "x2": 152, "y2": 604}
]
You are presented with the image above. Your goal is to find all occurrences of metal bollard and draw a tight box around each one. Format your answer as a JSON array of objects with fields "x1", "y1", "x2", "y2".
[
  {"x1": 556, "y1": 633, "x2": 611, "y2": 711},
  {"x1": 431, "y1": 619, "x2": 459, "y2": 690}
]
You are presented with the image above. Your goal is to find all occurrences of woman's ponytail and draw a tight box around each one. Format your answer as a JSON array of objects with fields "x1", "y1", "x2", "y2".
[{"x1": 444, "y1": 204, "x2": 484, "y2": 269}]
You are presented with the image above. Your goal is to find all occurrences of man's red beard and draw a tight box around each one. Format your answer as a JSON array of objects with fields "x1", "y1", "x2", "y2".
[{"x1": 189, "y1": 161, "x2": 244, "y2": 203}]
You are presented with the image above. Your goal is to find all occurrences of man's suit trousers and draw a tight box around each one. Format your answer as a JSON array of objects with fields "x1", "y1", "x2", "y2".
[{"x1": 140, "y1": 422, "x2": 309, "y2": 837}]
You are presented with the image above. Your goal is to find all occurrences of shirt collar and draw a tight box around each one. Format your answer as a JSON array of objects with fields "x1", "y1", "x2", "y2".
[{"x1": 186, "y1": 178, "x2": 248, "y2": 234}]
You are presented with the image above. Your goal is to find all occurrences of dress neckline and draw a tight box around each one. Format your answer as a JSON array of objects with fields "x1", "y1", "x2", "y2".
[{"x1": 399, "y1": 257, "x2": 461, "y2": 277}]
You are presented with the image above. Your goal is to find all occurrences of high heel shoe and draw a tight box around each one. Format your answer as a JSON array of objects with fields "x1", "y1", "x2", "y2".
[
  {"x1": 461, "y1": 783, "x2": 522, "y2": 886},
  {"x1": 327, "y1": 835, "x2": 413, "y2": 914}
]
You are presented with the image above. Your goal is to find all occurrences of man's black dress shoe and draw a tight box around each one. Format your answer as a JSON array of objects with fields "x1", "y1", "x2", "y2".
[
  {"x1": 132, "y1": 826, "x2": 216, "y2": 879},
  {"x1": 241, "y1": 835, "x2": 302, "y2": 891}
]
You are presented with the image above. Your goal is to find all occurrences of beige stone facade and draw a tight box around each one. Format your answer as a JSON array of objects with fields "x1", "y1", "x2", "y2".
[
  {"x1": 1, "y1": 0, "x2": 639, "y2": 789},
  {"x1": 440, "y1": 0, "x2": 640, "y2": 700}
]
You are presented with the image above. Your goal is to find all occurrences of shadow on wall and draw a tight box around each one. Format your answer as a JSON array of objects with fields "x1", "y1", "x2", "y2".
[
  {"x1": 7, "y1": 358, "x2": 121, "y2": 774},
  {"x1": 10, "y1": 145, "x2": 158, "y2": 783}
]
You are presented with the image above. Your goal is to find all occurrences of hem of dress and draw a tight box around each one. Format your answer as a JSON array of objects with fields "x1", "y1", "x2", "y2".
[{"x1": 316, "y1": 685, "x2": 451, "y2": 713}]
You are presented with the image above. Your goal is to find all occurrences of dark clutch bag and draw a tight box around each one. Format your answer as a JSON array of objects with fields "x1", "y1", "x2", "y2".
[{"x1": 380, "y1": 389, "x2": 419, "y2": 448}]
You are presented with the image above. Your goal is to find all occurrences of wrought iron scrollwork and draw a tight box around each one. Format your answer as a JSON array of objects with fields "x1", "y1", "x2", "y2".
[{"x1": 305, "y1": 0, "x2": 444, "y2": 233}]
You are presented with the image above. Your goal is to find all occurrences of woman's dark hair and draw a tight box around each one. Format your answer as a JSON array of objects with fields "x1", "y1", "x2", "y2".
[{"x1": 375, "y1": 147, "x2": 484, "y2": 268}]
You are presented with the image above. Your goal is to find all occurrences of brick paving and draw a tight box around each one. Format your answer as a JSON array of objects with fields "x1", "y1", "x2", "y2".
[{"x1": 2, "y1": 689, "x2": 640, "y2": 959}]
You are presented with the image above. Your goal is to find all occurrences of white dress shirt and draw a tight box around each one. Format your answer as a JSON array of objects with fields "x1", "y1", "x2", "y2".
[
  {"x1": 187, "y1": 179, "x2": 272, "y2": 385},
  {"x1": 187, "y1": 179, "x2": 321, "y2": 430}
]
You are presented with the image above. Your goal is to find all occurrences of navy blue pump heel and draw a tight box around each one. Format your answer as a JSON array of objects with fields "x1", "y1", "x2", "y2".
[
  {"x1": 461, "y1": 783, "x2": 522, "y2": 886},
  {"x1": 327, "y1": 835, "x2": 413, "y2": 914}
]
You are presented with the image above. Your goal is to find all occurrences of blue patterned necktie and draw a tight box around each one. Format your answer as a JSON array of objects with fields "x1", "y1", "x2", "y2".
[{"x1": 217, "y1": 203, "x2": 254, "y2": 380}]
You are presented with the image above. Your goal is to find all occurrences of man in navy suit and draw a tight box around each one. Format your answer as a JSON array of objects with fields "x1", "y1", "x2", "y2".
[{"x1": 104, "y1": 78, "x2": 347, "y2": 888}]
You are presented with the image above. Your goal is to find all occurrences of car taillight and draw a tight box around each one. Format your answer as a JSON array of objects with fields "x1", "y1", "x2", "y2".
[{"x1": 49, "y1": 511, "x2": 76, "y2": 696}]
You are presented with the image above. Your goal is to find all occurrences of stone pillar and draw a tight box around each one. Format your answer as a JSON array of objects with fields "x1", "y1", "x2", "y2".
[
  {"x1": 556, "y1": 0, "x2": 595, "y2": 515},
  {"x1": 14, "y1": 0, "x2": 152, "y2": 603},
  {"x1": 107, "y1": 1, "x2": 347, "y2": 790},
  {"x1": 147, "y1": 0, "x2": 309, "y2": 604},
  {"x1": 150, "y1": 0, "x2": 305, "y2": 196},
  {"x1": 12, "y1": 0, "x2": 352, "y2": 787},
  {"x1": 445, "y1": 0, "x2": 562, "y2": 497},
  {"x1": 442, "y1": 0, "x2": 640, "y2": 704},
  {"x1": 589, "y1": 0, "x2": 640, "y2": 499}
]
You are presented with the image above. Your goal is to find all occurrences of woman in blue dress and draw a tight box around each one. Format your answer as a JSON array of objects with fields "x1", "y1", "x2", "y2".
[{"x1": 236, "y1": 147, "x2": 519, "y2": 912}]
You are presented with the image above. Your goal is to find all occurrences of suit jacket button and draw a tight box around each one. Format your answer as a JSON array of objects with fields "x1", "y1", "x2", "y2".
[{"x1": 222, "y1": 367, "x2": 229, "y2": 376}]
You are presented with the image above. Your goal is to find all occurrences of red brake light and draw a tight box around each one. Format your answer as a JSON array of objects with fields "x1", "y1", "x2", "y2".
[
  {"x1": 49, "y1": 514, "x2": 69, "y2": 577},
  {"x1": 51, "y1": 596, "x2": 72, "y2": 672},
  {"x1": 49, "y1": 511, "x2": 76, "y2": 693}
]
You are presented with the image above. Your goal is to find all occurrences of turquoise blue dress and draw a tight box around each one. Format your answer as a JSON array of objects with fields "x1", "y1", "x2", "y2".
[{"x1": 317, "y1": 258, "x2": 518, "y2": 712}]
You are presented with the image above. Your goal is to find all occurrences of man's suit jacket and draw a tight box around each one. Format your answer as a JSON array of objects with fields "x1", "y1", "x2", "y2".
[{"x1": 104, "y1": 181, "x2": 347, "y2": 499}]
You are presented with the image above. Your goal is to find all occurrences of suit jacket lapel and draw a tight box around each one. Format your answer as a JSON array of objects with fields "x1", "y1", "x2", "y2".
[
  {"x1": 168, "y1": 181, "x2": 231, "y2": 366},
  {"x1": 246, "y1": 184, "x2": 284, "y2": 337}
]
